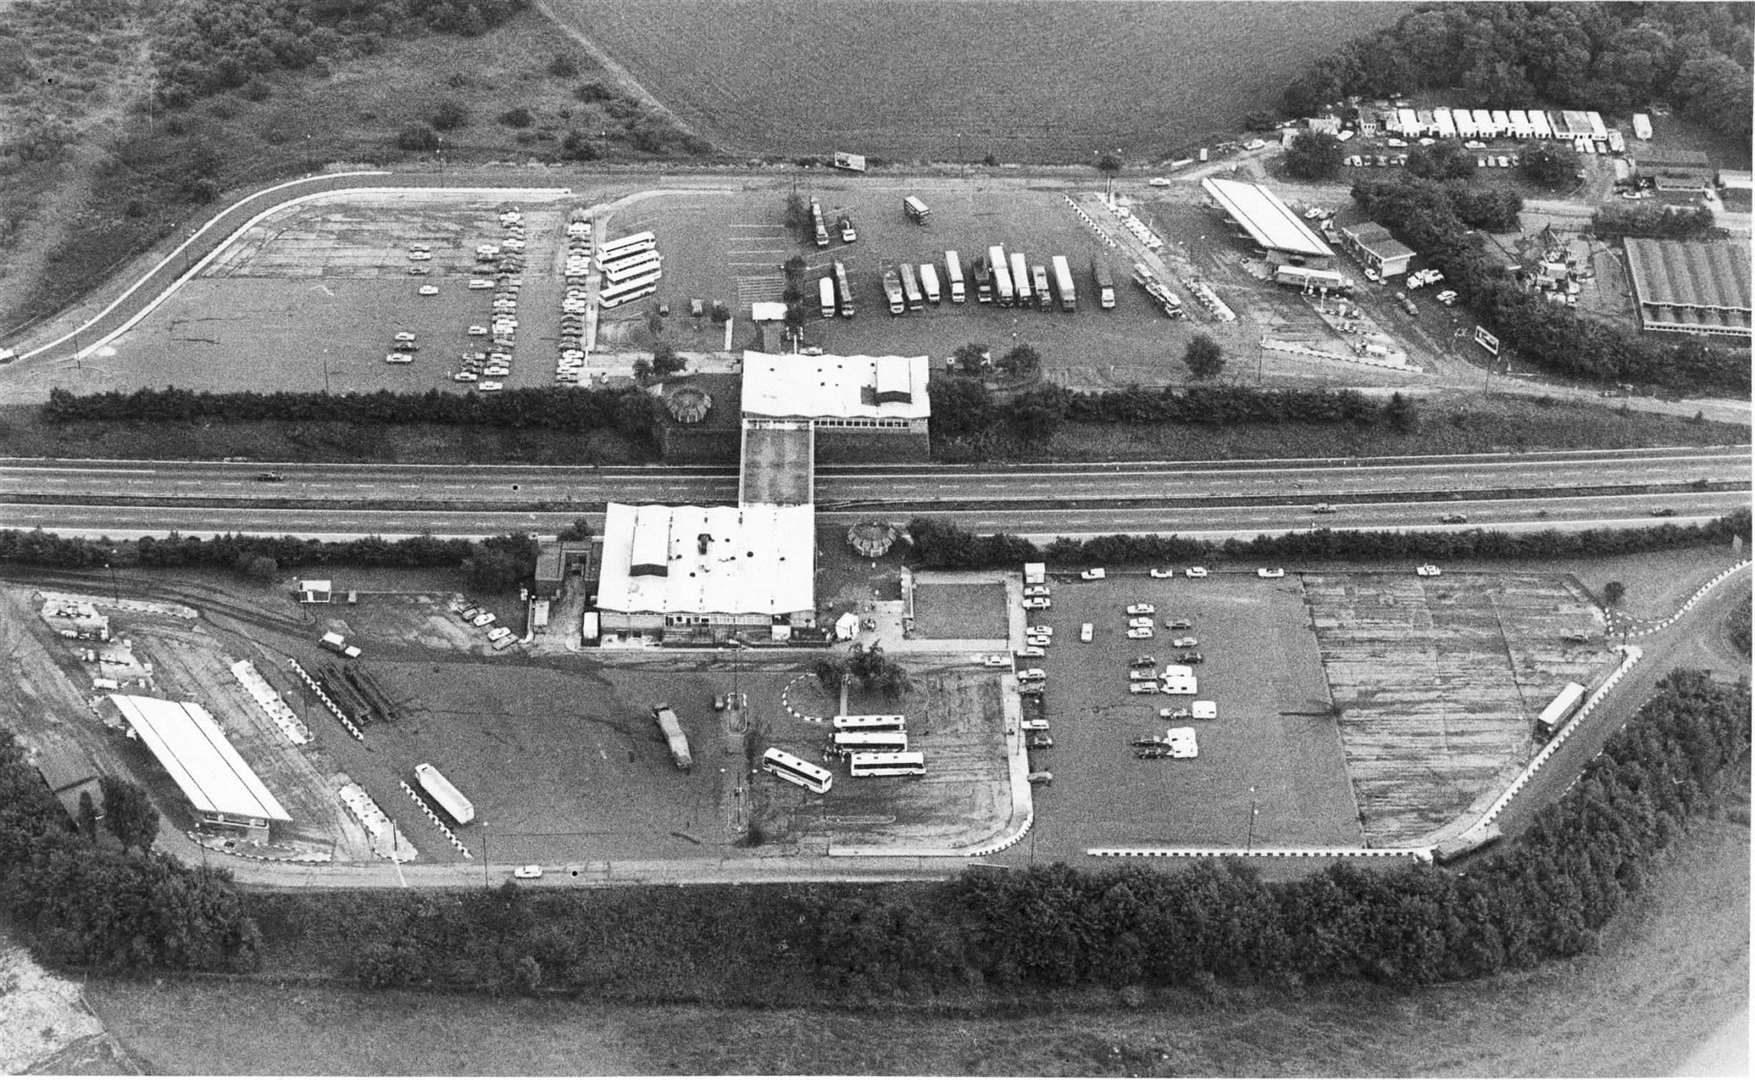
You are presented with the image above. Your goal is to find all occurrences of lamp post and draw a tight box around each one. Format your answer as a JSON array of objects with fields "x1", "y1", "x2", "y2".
[
  {"x1": 481, "y1": 823, "x2": 489, "y2": 888},
  {"x1": 1245, "y1": 785, "x2": 1259, "y2": 851}
]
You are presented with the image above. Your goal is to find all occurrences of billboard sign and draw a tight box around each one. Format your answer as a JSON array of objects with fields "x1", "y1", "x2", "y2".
[{"x1": 1474, "y1": 325, "x2": 1500, "y2": 356}]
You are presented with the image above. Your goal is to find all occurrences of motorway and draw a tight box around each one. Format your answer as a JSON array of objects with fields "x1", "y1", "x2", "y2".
[{"x1": 1, "y1": 447, "x2": 1747, "y2": 539}]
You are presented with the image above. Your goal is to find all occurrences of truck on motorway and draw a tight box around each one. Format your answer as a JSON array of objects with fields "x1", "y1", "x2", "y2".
[
  {"x1": 990, "y1": 248, "x2": 1015, "y2": 306},
  {"x1": 899, "y1": 262, "x2": 923, "y2": 311},
  {"x1": 1030, "y1": 264, "x2": 1052, "y2": 310},
  {"x1": 1050, "y1": 255, "x2": 1077, "y2": 311},
  {"x1": 1092, "y1": 259, "x2": 1116, "y2": 309},
  {"x1": 415, "y1": 762, "x2": 475, "y2": 825},
  {"x1": 838, "y1": 212, "x2": 857, "y2": 243},
  {"x1": 652, "y1": 703, "x2": 693, "y2": 771},
  {"x1": 1008, "y1": 251, "x2": 1032, "y2": 308},
  {"x1": 318, "y1": 631, "x2": 362, "y2": 659},
  {"x1": 810, "y1": 199, "x2": 829, "y2": 247},
  {"x1": 918, "y1": 262, "x2": 941, "y2": 303},
  {"x1": 971, "y1": 253, "x2": 993, "y2": 303},
  {"x1": 881, "y1": 266, "x2": 905, "y2": 314},
  {"x1": 902, "y1": 194, "x2": 931, "y2": 223},
  {"x1": 819, "y1": 276, "x2": 836, "y2": 318},
  {"x1": 944, "y1": 251, "x2": 966, "y2": 303},
  {"x1": 832, "y1": 260, "x2": 855, "y2": 317}
]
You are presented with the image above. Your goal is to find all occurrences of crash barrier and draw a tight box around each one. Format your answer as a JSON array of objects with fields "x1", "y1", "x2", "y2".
[
  {"x1": 287, "y1": 659, "x2": 363, "y2": 741},
  {"x1": 1062, "y1": 194, "x2": 1119, "y2": 249},
  {"x1": 1087, "y1": 846, "x2": 1431, "y2": 861},
  {"x1": 1621, "y1": 560, "x2": 1750, "y2": 639},
  {"x1": 230, "y1": 659, "x2": 311, "y2": 745},
  {"x1": 1183, "y1": 277, "x2": 1236, "y2": 321},
  {"x1": 400, "y1": 781, "x2": 471, "y2": 858}
]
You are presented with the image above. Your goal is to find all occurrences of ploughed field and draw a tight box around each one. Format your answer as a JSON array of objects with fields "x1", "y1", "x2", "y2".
[{"x1": 550, "y1": 0, "x2": 1404, "y2": 162}]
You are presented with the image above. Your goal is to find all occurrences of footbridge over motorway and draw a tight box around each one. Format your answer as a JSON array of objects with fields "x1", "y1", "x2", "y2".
[{"x1": 738, "y1": 420, "x2": 814, "y2": 506}]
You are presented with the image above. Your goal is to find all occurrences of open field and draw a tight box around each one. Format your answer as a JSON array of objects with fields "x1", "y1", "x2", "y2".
[
  {"x1": 72, "y1": 803, "x2": 1750, "y2": 1076},
  {"x1": 548, "y1": 0, "x2": 1403, "y2": 162},
  {"x1": 911, "y1": 580, "x2": 1008, "y2": 640}
]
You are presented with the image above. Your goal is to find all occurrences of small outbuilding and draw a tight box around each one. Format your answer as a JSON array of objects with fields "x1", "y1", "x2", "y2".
[
  {"x1": 297, "y1": 579, "x2": 333, "y2": 604},
  {"x1": 834, "y1": 612, "x2": 861, "y2": 641}
]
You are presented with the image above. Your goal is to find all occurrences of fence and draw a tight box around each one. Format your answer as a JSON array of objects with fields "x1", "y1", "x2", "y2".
[{"x1": 287, "y1": 659, "x2": 363, "y2": 741}]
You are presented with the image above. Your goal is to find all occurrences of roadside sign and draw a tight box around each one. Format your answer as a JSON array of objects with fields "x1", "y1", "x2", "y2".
[{"x1": 1473, "y1": 325, "x2": 1500, "y2": 356}]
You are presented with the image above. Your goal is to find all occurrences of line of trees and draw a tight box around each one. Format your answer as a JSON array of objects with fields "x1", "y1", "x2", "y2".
[
  {"x1": 1351, "y1": 177, "x2": 1748, "y2": 394},
  {"x1": 903, "y1": 509, "x2": 1753, "y2": 572},
  {"x1": 1281, "y1": 4, "x2": 1752, "y2": 144},
  {"x1": 9, "y1": 668, "x2": 1741, "y2": 997},
  {"x1": 42, "y1": 386, "x2": 660, "y2": 443},
  {"x1": 1590, "y1": 203, "x2": 1722, "y2": 241}
]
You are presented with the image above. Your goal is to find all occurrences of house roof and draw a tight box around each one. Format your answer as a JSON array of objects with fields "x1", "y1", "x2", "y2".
[
  {"x1": 740, "y1": 352, "x2": 931, "y2": 420},
  {"x1": 1340, "y1": 221, "x2": 1416, "y2": 260},
  {"x1": 596, "y1": 502, "x2": 816, "y2": 616},
  {"x1": 109, "y1": 695, "x2": 291, "y2": 822},
  {"x1": 1201, "y1": 178, "x2": 1334, "y2": 259}
]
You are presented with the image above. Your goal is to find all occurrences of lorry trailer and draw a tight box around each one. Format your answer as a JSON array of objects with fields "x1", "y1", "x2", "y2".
[
  {"x1": 414, "y1": 762, "x2": 476, "y2": 825},
  {"x1": 652, "y1": 703, "x2": 693, "y2": 771},
  {"x1": 944, "y1": 251, "x2": 966, "y2": 303}
]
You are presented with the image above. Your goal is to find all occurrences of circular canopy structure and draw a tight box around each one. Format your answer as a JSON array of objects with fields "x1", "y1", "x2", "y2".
[
  {"x1": 664, "y1": 385, "x2": 712, "y2": 424},
  {"x1": 846, "y1": 521, "x2": 896, "y2": 558}
]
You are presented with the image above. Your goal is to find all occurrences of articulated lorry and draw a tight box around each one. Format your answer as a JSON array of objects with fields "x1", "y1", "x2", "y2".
[
  {"x1": 1030, "y1": 264, "x2": 1052, "y2": 311},
  {"x1": 652, "y1": 703, "x2": 693, "y2": 771},
  {"x1": 1091, "y1": 259, "x2": 1116, "y2": 309},
  {"x1": 899, "y1": 262, "x2": 923, "y2": 311},
  {"x1": 414, "y1": 762, "x2": 475, "y2": 825},
  {"x1": 944, "y1": 251, "x2": 966, "y2": 303},
  {"x1": 881, "y1": 266, "x2": 906, "y2": 314},
  {"x1": 971, "y1": 253, "x2": 993, "y2": 303},
  {"x1": 810, "y1": 200, "x2": 829, "y2": 248},
  {"x1": 1009, "y1": 251, "x2": 1033, "y2": 308},
  {"x1": 988, "y1": 246, "x2": 1015, "y2": 306},
  {"x1": 832, "y1": 260, "x2": 855, "y2": 317},
  {"x1": 1050, "y1": 255, "x2": 1077, "y2": 311}
]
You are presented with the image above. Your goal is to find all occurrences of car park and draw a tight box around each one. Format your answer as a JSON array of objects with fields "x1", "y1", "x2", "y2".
[
  {"x1": 512, "y1": 864, "x2": 542, "y2": 880},
  {"x1": 1257, "y1": 567, "x2": 1285, "y2": 579},
  {"x1": 1184, "y1": 567, "x2": 1209, "y2": 578},
  {"x1": 1128, "y1": 681, "x2": 1159, "y2": 694},
  {"x1": 1080, "y1": 568, "x2": 1107, "y2": 580},
  {"x1": 1126, "y1": 627, "x2": 1154, "y2": 639},
  {"x1": 1172, "y1": 636, "x2": 1199, "y2": 648},
  {"x1": 1416, "y1": 565, "x2": 1443, "y2": 577},
  {"x1": 472, "y1": 613, "x2": 496, "y2": 627},
  {"x1": 1149, "y1": 568, "x2": 1174, "y2": 579},
  {"x1": 1125, "y1": 603, "x2": 1155, "y2": 616}
]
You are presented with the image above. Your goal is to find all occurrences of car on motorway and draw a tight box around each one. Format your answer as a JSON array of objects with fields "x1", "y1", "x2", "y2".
[
  {"x1": 487, "y1": 626, "x2": 514, "y2": 643},
  {"x1": 1312, "y1": 503, "x2": 1336, "y2": 514},
  {"x1": 1159, "y1": 707, "x2": 1192, "y2": 720},
  {"x1": 1020, "y1": 717, "x2": 1049, "y2": 731},
  {"x1": 1128, "y1": 666, "x2": 1158, "y2": 680},
  {"x1": 1171, "y1": 636, "x2": 1199, "y2": 648},
  {"x1": 1017, "y1": 645, "x2": 1045, "y2": 658},
  {"x1": 1177, "y1": 651, "x2": 1204, "y2": 664},
  {"x1": 1416, "y1": 565, "x2": 1443, "y2": 577},
  {"x1": 1079, "y1": 623, "x2": 1093, "y2": 642},
  {"x1": 1149, "y1": 568, "x2": 1174, "y2": 579},
  {"x1": 982, "y1": 654, "x2": 1010, "y2": 668},
  {"x1": 406, "y1": 266, "x2": 431, "y2": 276},
  {"x1": 1128, "y1": 681, "x2": 1160, "y2": 694},
  {"x1": 254, "y1": 472, "x2": 285, "y2": 482},
  {"x1": 1125, "y1": 603, "x2": 1155, "y2": 616},
  {"x1": 1023, "y1": 584, "x2": 1051, "y2": 598},
  {"x1": 1257, "y1": 567, "x2": 1285, "y2": 579},
  {"x1": 472, "y1": 612, "x2": 496, "y2": 627},
  {"x1": 406, "y1": 251, "x2": 432, "y2": 261},
  {"x1": 1649, "y1": 508, "x2": 1678, "y2": 517},
  {"x1": 1080, "y1": 568, "x2": 1107, "y2": 580},
  {"x1": 1184, "y1": 567, "x2": 1209, "y2": 578},
  {"x1": 1126, "y1": 627, "x2": 1154, "y2": 639},
  {"x1": 512, "y1": 864, "x2": 543, "y2": 880},
  {"x1": 1128, "y1": 617, "x2": 1154, "y2": 629},
  {"x1": 1163, "y1": 619, "x2": 1192, "y2": 631},
  {"x1": 1027, "y1": 625, "x2": 1054, "y2": 637},
  {"x1": 1025, "y1": 634, "x2": 1052, "y2": 648},
  {"x1": 1440, "y1": 513, "x2": 1469, "y2": 524},
  {"x1": 1026, "y1": 734, "x2": 1054, "y2": 750},
  {"x1": 418, "y1": 285, "x2": 440, "y2": 296}
]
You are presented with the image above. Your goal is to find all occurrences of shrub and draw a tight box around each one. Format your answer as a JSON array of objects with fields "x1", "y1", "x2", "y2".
[
  {"x1": 547, "y1": 55, "x2": 579, "y2": 78},
  {"x1": 395, "y1": 124, "x2": 439, "y2": 152},
  {"x1": 429, "y1": 99, "x2": 470, "y2": 131},
  {"x1": 498, "y1": 106, "x2": 534, "y2": 129}
]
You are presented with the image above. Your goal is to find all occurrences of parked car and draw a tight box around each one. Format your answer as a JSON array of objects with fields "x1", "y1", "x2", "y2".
[
  {"x1": 1416, "y1": 565, "x2": 1443, "y2": 577},
  {"x1": 472, "y1": 613, "x2": 496, "y2": 627},
  {"x1": 982, "y1": 654, "x2": 1010, "y2": 668},
  {"x1": 1125, "y1": 603, "x2": 1155, "y2": 616},
  {"x1": 1164, "y1": 619, "x2": 1192, "y2": 631},
  {"x1": 1148, "y1": 177, "x2": 1172, "y2": 186},
  {"x1": 1128, "y1": 681, "x2": 1160, "y2": 694},
  {"x1": 1020, "y1": 718, "x2": 1050, "y2": 731},
  {"x1": 1026, "y1": 734, "x2": 1054, "y2": 750},
  {"x1": 1079, "y1": 623, "x2": 1093, "y2": 642},
  {"x1": 1023, "y1": 584, "x2": 1051, "y2": 598},
  {"x1": 1027, "y1": 771, "x2": 1053, "y2": 784},
  {"x1": 1128, "y1": 617, "x2": 1154, "y2": 629},
  {"x1": 467, "y1": 325, "x2": 489, "y2": 336},
  {"x1": 487, "y1": 626, "x2": 514, "y2": 643},
  {"x1": 1080, "y1": 568, "x2": 1107, "y2": 580},
  {"x1": 1159, "y1": 707, "x2": 1192, "y2": 720},
  {"x1": 1022, "y1": 597, "x2": 1051, "y2": 610},
  {"x1": 1130, "y1": 655, "x2": 1157, "y2": 668},
  {"x1": 1128, "y1": 667, "x2": 1158, "y2": 680},
  {"x1": 1126, "y1": 627, "x2": 1154, "y2": 639},
  {"x1": 512, "y1": 864, "x2": 542, "y2": 880},
  {"x1": 1017, "y1": 646, "x2": 1045, "y2": 658},
  {"x1": 418, "y1": 285, "x2": 440, "y2": 296},
  {"x1": 1025, "y1": 634, "x2": 1051, "y2": 648},
  {"x1": 1149, "y1": 568, "x2": 1174, "y2": 579},
  {"x1": 1017, "y1": 668, "x2": 1047, "y2": 682},
  {"x1": 1172, "y1": 636, "x2": 1199, "y2": 648},
  {"x1": 1027, "y1": 625, "x2": 1054, "y2": 637},
  {"x1": 452, "y1": 371, "x2": 479, "y2": 382},
  {"x1": 1177, "y1": 651, "x2": 1204, "y2": 664},
  {"x1": 1185, "y1": 567, "x2": 1209, "y2": 578},
  {"x1": 1257, "y1": 567, "x2": 1285, "y2": 579}
]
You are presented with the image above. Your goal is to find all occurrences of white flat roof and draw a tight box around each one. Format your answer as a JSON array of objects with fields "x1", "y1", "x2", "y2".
[
  {"x1": 1201, "y1": 178, "x2": 1333, "y2": 259},
  {"x1": 596, "y1": 502, "x2": 816, "y2": 615},
  {"x1": 741, "y1": 352, "x2": 930, "y2": 420},
  {"x1": 110, "y1": 694, "x2": 291, "y2": 822}
]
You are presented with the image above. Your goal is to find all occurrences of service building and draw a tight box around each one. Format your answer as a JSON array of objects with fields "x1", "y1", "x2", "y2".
[
  {"x1": 1622, "y1": 239, "x2": 1751, "y2": 340},
  {"x1": 1337, "y1": 221, "x2": 1416, "y2": 279},
  {"x1": 1202, "y1": 178, "x2": 1335, "y2": 268}
]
